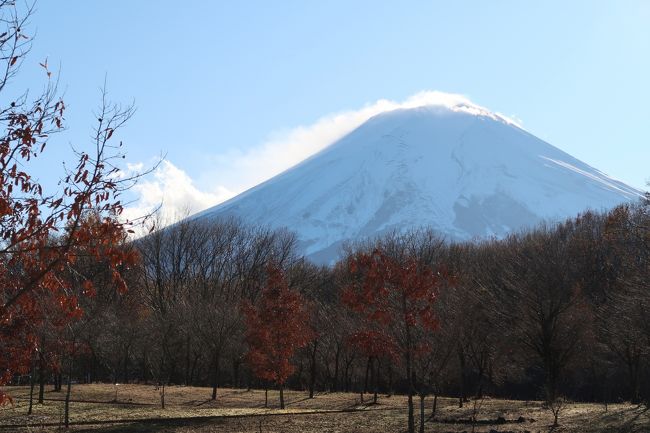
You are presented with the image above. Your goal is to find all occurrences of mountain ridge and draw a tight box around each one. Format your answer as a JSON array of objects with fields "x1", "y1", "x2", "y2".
[{"x1": 195, "y1": 103, "x2": 643, "y2": 263}]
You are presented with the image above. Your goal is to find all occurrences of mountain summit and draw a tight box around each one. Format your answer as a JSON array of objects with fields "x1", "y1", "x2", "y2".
[{"x1": 196, "y1": 102, "x2": 643, "y2": 263}]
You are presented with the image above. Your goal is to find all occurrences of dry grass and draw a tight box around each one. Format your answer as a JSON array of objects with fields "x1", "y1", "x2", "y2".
[{"x1": 0, "y1": 384, "x2": 647, "y2": 432}]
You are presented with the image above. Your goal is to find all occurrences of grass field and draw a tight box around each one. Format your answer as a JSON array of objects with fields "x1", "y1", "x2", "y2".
[{"x1": 0, "y1": 384, "x2": 648, "y2": 432}]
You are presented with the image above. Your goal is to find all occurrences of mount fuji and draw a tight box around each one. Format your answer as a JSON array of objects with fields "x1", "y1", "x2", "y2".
[{"x1": 195, "y1": 99, "x2": 644, "y2": 263}]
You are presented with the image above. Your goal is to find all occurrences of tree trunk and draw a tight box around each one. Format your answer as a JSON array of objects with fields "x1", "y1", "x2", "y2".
[
  {"x1": 232, "y1": 358, "x2": 240, "y2": 389},
  {"x1": 160, "y1": 382, "x2": 166, "y2": 409},
  {"x1": 28, "y1": 357, "x2": 36, "y2": 415},
  {"x1": 169, "y1": 360, "x2": 177, "y2": 386},
  {"x1": 297, "y1": 360, "x2": 304, "y2": 389},
  {"x1": 544, "y1": 361, "x2": 558, "y2": 405},
  {"x1": 429, "y1": 393, "x2": 438, "y2": 420},
  {"x1": 122, "y1": 349, "x2": 129, "y2": 384},
  {"x1": 90, "y1": 351, "x2": 97, "y2": 384},
  {"x1": 363, "y1": 356, "x2": 371, "y2": 395},
  {"x1": 184, "y1": 337, "x2": 191, "y2": 386},
  {"x1": 279, "y1": 384, "x2": 285, "y2": 409},
  {"x1": 141, "y1": 349, "x2": 148, "y2": 384},
  {"x1": 475, "y1": 362, "x2": 485, "y2": 399},
  {"x1": 38, "y1": 375, "x2": 45, "y2": 403},
  {"x1": 64, "y1": 357, "x2": 73, "y2": 428},
  {"x1": 372, "y1": 358, "x2": 378, "y2": 404},
  {"x1": 407, "y1": 379, "x2": 415, "y2": 433},
  {"x1": 38, "y1": 353, "x2": 45, "y2": 404},
  {"x1": 406, "y1": 344, "x2": 415, "y2": 433},
  {"x1": 309, "y1": 340, "x2": 318, "y2": 398},
  {"x1": 211, "y1": 351, "x2": 220, "y2": 400},
  {"x1": 404, "y1": 301, "x2": 415, "y2": 433},
  {"x1": 190, "y1": 353, "x2": 200, "y2": 386},
  {"x1": 458, "y1": 348, "x2": 466, "y2": 408},
  {"x1": 332, "y1": 344, "x2": 340, "y2": 392},
  {"x1": 627, "y1": 355, "x2": 641, "y2": 404},
  {"x1": 344, "y1": 358, "x2": 352, "y2": 393},
  {"x1": 55, "y1": 373, "x2": 62, "y2": 392},
  {"x1": 419, "y1": 394, "x2": 426, "y2": 433},
  {"x1": 265, "y1": 386, "x2": 268, "y2": 408}
]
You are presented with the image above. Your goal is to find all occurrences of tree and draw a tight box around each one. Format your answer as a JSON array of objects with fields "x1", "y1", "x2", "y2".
[
  {"x1": 242, "y1": 263, "x2": 313, "y2": 409},
  {"x1": 597, "y1": 204, "x2": 650, "y2": 403},
  {"x1": 0, "y1": 2, "x2": 144, "y2": 405},
  {"x1": 347, "y1": 329, "x2": 397, "y2": 404},
  {"x1": 135, "y1": 216, "x2": 298, "y2": 397},
  {"x1": 503, "y1": 226, "x2": 591, "y2": 425},
  {"x1": 342, "y1": 248, "x2": 445, "y2": 433}
]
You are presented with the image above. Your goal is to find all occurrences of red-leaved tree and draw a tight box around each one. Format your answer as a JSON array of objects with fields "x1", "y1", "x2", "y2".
[
  {"x1": 342, "y1": 249, "x2": 444, "y2": 433},
  {"x1": 243, "y1": 263, "x2": 313, "y2": 409},
  {"x1": 0, "y1": 2, "x2": 144, "y2": 405}
]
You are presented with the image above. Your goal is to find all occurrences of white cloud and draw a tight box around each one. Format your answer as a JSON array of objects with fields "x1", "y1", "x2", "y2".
[
  {"x1": 201, "y1": 91, "x2": 520, "y2": 194},
  {"x1": 121, "y1": 160, "x2": 234, "y2": 224},
  {"x1": 124, "y1": 90, "x2": 516, "y2": 224}
]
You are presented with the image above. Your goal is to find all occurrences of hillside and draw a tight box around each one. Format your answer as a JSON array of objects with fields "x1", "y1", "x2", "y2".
[{"x1": 196, "y1": 102, "x2": 643, "y2": 263}]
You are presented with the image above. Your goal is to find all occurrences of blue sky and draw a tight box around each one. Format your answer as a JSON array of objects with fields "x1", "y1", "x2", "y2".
[{"x1": 13, "y1": 1, "x2": 650, "y2": 217}]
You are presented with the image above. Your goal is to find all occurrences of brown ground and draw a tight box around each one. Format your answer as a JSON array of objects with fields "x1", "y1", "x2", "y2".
[{"x1": 0, "y1": 384, "x2": 647, "y2": 432}]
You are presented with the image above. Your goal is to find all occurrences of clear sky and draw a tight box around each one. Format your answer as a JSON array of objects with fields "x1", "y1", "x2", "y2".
[{"x1": 12, "y1": 0, "x2": 650, "y2": 218}]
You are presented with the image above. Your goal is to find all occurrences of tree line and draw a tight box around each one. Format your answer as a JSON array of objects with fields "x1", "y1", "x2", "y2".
[{"x1": 12, "y1": 198, "x2": 648, "y2": 432}]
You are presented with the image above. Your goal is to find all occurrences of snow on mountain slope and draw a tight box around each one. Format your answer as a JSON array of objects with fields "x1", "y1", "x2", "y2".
[{"x1": 195, "y1": 102, "x2": 644, "y2": 264}]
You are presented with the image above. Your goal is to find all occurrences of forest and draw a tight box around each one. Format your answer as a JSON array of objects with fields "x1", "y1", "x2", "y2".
[{"x1": 6, "y1": 199, "x2": 648, "y2": 431}]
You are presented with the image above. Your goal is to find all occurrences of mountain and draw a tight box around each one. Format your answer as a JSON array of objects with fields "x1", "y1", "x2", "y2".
[{"x1": 195, "y1": 102, "x2": 644, "y2": 263}]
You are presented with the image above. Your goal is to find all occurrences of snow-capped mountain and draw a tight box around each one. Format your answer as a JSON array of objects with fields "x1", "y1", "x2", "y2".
[{"x1": 196, "y1": 102, "x2": 644, "y2": 263}]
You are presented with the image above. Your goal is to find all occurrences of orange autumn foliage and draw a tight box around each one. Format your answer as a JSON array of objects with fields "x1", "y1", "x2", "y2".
[
  {"x1": 243, "y1": 264, "x2": 314, "y2": 387},
  {"x1": 0, "y1": 8, "x2": 141, "y2": 403},
  {"x1": 341, "y1": 249, "x2": 444, "y2": 360}
]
